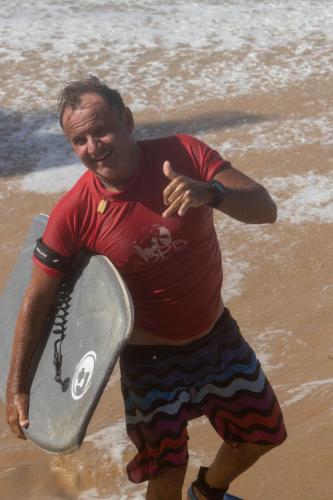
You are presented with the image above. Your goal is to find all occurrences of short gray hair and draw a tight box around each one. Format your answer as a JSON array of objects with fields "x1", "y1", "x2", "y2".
[{"x1": 58, "y1": 75, "x2": 125, "y2": 127}]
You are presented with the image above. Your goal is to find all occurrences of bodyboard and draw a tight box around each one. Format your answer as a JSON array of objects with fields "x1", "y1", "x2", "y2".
[{"x1": 0, "y1": 214, "x2": 134, "y2": 453}]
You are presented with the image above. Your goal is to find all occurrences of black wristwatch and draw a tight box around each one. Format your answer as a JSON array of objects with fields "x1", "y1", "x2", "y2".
[{"x1": 207, "y1": 180, "x2": 227, "y2": 207}]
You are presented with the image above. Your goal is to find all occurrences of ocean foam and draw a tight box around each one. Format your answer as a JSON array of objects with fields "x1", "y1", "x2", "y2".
[
  {"x1": 265, "y1": 172, "x2": 333, "y2": 224},
  {"x1": 219, "y1": 114, "x2": 333, "y2": 157},
  {"x1": 1, "y1": 1, "x2": 332, "y2": 196},
  {"x1": 282, "y1": 378, "x2": 333, "y2": 408},
  {"x1": 251, "y1": 328, "x2": 293, "y2": 372},
  {"x1": 83, "y1": 420, "x2": 147, "y2": 499},
  {"x1": 19, "y1": 162, "x2": 84, "y2": 194},
  {"x1": 82, "y1": 416, "x2": 208, "y2": 499},
  {"x1": 214, "y1": 171, "x2": 333, "y2": 226},
  {"x1": 221, "y1": 250, "x2": 250, "y2": 302},
  {"x1": 85, "y1": 420, "x2": 129, "y2": 466},
  {"x1": 79, "y1": 488, "x2": 145, "y2": 500},
  {"x1": 1, "y1": 1, "x2": 333, "y2": 112}
]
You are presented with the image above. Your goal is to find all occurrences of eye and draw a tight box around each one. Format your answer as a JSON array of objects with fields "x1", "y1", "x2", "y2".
[
  {"x1": 95, "y1": 128, "x2": 108, "y2": 138},
  {"x1": 73, "y1": 136, "x2": 86, "y2": 146}
]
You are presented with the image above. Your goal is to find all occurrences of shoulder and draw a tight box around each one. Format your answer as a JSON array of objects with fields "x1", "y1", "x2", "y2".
[
  {"x1": 43, "y1": 171, "x2": 94, "y2": 253},
  {"x1": 175, "y1": 135, "x2": 231, "y2": 180},
  {"x1": 50, "y1": 171, "x2": 93, "y2": 218},
  {"x1": 175, "y1": 134, "x2": 212, "y2": 157}
]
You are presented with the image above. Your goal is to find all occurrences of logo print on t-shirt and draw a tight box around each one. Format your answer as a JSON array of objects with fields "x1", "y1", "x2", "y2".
[{"x1": 133, "y1": 225, "x2": 187, "y2": 263}]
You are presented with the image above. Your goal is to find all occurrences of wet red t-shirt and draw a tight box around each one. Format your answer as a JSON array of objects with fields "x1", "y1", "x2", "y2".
[{"x1": 34, "y1": 134, "x2": 229, "y2": 339}]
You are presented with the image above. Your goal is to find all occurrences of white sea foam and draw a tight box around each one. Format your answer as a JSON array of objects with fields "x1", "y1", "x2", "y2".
[
  {"x1": 79, "y1": 488, "x2": 145, "y2": 500},
  {"x1": 222, "y1": 250, "x2": 250, "y2": 303},
  {"x1": 251, "y1": 328, "x2": 293, "y2": 372},
  {"x1": 282, "y1": 378, "x2": 333, "y2": 408},
  {"x1": 215, "y1": 171, "x2": 333, "y2": 227},
  {"x1": 1, "y1": 1, "x2": 332, "y2": 195},
  {"x1": 85, "y1": 420, "x2": 129, "y2": 467},
  {"x1": 265, "y1": 172, "x2": 333, "y2": 224},
  {"x1": 19, "y1": 162, "x2": 84, "y2": 194},
  {"x1": 82, "y1": 416, "x2": 210, "y2": 499},
  {"x1": 81, "y1": 419, "x2": 147, "y2": 499},
  {"x1": 1, "y1": 1, "x2": 333, "y2": 111},
  {"x1": 219, "y1": 114, "x2": 333, "y2": 156}
]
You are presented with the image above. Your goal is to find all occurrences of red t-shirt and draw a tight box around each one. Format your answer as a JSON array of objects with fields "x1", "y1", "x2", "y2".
[{"x1": 34, "y1": 134, "x2": 229, "y2": 339}]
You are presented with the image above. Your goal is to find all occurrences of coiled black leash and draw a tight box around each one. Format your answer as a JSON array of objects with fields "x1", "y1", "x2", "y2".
[{"x1": 51, "y1": 275, "x2": 75, "y2": 392}]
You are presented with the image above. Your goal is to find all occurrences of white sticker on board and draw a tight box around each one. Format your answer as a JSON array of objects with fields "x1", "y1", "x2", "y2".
[{"x1": 71, "y1": 351, "x2": 97, "y2": 400}]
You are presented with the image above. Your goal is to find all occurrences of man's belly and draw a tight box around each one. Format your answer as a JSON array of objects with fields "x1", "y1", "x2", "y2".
[{"x1": 127, "y1": 298, "x2": 224, "y2": 346}]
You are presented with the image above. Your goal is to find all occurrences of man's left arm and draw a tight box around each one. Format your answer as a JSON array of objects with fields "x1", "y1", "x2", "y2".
[
  {"x1": 211, "y1": 165, "x2": 277, "y2": 224},
  {"x1": 162, "y1": 160, "x2": 277, "y2": 224}
]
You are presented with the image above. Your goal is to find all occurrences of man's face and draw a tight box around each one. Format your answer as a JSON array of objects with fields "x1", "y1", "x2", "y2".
[{"x1": 62, "y1": 93, "x2": 136, "y2": 188}]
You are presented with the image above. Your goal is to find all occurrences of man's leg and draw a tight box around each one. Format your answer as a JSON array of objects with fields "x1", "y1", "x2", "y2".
[
  {"x1": 188, "y1": 309, "x2": 287, "y2": 499},
  {"x1": 191, "y1": 441, "x2": 277, "y2": 499},
  {"x1": 147, "y1": 464, "x2": 188, "y2": 500},
  {"x1": 120, "y1": 344, "x2": 191, "y2": 495}
]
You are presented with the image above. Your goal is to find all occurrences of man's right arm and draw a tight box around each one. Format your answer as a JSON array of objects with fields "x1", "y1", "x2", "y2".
[{"x1": 6, "y1": 265, "x2": 62, "y2": 439}]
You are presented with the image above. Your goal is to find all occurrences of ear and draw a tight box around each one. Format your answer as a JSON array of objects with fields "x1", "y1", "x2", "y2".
[{"x1": 123, "y1": 107, "x2": 135, "y2": 133}]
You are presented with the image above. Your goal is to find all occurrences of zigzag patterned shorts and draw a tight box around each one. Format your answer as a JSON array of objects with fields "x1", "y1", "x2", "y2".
[{"x1": 120, "y1": 308, "x2": 287, "y2": 483}]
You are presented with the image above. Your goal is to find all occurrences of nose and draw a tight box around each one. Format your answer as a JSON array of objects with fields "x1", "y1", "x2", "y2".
[{"x1": 86, "y1": 136, "x2": 100, "y2": 156}]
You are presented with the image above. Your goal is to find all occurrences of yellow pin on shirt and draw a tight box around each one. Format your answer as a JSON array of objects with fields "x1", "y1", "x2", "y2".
[{"x1": 97, "y1": 199, "x2": 107, "y2": 214}]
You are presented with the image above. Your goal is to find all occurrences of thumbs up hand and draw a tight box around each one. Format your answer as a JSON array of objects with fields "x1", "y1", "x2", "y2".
[
  {"x1": 163, "y1": 160, "x2": 178, "y2": 181},
  {"x1": 162, "y1": 161, "x2": 214, "y2": 217}
]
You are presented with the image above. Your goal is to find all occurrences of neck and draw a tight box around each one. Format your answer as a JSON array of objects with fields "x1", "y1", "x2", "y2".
[{"x1": 99, "y1": 142, "x2": 140, "y2": 192}]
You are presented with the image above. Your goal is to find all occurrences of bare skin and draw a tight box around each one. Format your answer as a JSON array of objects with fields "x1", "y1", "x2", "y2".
[
  {"x1": 162, "y1": 160, "x2": 277, "y2": 223},
  {"x1": 145, "y1": 442, "x2": 278, "y2": 500},
  {"x1": 61, "y1": 93, "x2": 140, "y2": 192},
  {"x1": 6, "y1": 266, "x2": 62, "y2": 438},
  {"x1": 6, "y1": 90, "x2": 279, "y2": 498},
  {"x1": 146, "y1": 464, "x2": 188, "y2": 500},
  {"x1": 190, "y1": 442, "x2": 277, "y2": 499}
]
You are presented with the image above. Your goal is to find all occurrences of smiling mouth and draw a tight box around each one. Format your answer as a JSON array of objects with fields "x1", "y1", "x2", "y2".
[{"x1": 94, "y1": 150, "x2": 112, "y2": 162}]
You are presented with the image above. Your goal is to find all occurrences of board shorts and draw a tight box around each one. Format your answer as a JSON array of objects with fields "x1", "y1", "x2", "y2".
[{"x1": 120, "y1": 308, "x2": 287, "y2": 483}]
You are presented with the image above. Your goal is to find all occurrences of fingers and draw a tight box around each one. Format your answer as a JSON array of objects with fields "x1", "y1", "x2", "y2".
[
  {"x1": 165, "y1": 180, "x2": 188, "y2": 205},
  {"x1": 163, "y1": 161, "x2": 191, "y2": 215},
  {"x1": 7, "y1": 409, "x2": 27, "y2": 439},
  {"x1": 162, "y1": 190, "x2": 192, "y2": 218},
  {"x1": 162, "y1": 160, "x2": 212, "y2": 217},
  {"x1": 6, "y1": 394, "x2": 29, "y2": 440},
  {"x1": 18, "y1": 407, "x2": 29, "y2": 430},
  {"x1": 163, "y1": 161, "x2": 183, "y2": 206}
]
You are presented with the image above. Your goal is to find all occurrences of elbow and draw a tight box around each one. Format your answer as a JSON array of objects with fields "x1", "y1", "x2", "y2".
[
  {"x1": 267, "y1": 200, "x2": 277, "y2": 223},
  {"x1": 250, "y1": 194, "x2": 277, "y2": 224},
  {"x1": 260, "y1": 188, "x2": 277, "y2": 224}
]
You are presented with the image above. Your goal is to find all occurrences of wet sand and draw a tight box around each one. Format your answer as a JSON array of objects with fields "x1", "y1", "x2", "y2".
[{"x1": 1, "y1": 1, "x2": 333, "y2": 498}]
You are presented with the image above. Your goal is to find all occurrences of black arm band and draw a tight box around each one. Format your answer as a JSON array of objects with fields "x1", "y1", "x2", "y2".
[{"x1": 33, "y1": 238, "x2": 74, "y2": 273}]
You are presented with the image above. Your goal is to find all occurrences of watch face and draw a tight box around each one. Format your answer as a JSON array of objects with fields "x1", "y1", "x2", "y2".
[
  {"x1": 209, "y1": 180, "x2": 226, "y2": 207},
  {"x1": 212, "y1": 180, "x2": 227, "y2": 195}
]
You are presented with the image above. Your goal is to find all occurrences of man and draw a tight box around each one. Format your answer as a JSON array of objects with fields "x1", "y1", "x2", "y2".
[{"x1": 6, "y1": 75, "x2": 286, "y2": 500}]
